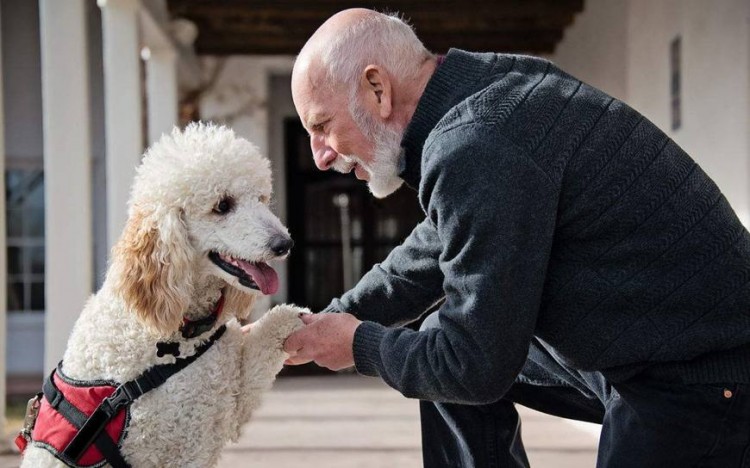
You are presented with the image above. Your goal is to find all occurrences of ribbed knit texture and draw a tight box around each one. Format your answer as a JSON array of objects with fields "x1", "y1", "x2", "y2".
[{"x1": 326, "y1": 49, "x2": 750, "y2": 404}]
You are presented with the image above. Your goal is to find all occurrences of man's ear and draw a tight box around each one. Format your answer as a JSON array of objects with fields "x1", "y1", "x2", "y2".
[{"x1": 361, "y1": 65, "x2": 392, "y2": 119}]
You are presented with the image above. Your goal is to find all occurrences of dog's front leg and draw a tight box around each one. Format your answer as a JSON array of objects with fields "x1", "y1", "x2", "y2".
[{"x1": 235, "y1": 304, "x2": 308, "y2": 429}]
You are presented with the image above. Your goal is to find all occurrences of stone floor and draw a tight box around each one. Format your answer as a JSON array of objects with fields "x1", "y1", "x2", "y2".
[{"x1": 0, "y1": 374, "x2": 600, "y2": 467}]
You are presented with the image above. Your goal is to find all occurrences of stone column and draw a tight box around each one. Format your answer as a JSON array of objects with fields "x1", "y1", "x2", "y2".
[
  {"x1": 39, "y1": 0, "x2": 94, "y2": 369},
  {"x1": 98, "y1": 0, "x2": 142, "y2": 248},
  {"x1": 145, "y1": 47, "x2": 178, "y2": 145}
]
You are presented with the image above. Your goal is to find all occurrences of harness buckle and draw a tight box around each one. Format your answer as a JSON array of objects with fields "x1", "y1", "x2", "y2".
[{"x1": 101, "y1": 385, "x2": 134, "y2": 418}]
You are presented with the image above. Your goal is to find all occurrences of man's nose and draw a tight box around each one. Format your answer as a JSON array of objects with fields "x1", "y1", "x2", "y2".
[{"x1": 311, "y1": 135, "x2": 337, "y2": 171}]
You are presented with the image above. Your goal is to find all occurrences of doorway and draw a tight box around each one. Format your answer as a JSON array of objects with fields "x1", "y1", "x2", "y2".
[{"x1": 284, "y1": 118, "x2": 424, "y2": 312}]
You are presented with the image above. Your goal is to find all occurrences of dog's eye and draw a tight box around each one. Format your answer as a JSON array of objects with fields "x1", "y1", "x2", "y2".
[
  {"x1": 213, "y1": 196, "x2": 234, "y2": 215},
  {"x1": 259, "y1": 195, "x2": 269, "y2": 204}
]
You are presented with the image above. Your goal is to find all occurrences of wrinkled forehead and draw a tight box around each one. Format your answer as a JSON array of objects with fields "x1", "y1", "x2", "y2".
[
  {"x1": 293, "y1": 67, "x2": 350, "y2": 131},
  {"x1": 292, "y1": 56, "x2": 338, "y2": 105}
]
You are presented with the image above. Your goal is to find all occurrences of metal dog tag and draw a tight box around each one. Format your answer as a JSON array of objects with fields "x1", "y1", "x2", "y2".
[
  {"x1": 15, "y1": 393, "x2": 42, "y2": 453},
  {"x1": 23, "y1": 393, "x2": 42, "y2": 430}
]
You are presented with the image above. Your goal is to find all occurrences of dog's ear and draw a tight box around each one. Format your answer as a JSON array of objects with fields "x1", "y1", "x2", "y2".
[{"x1": 111, "y1": 207, "x2": 194, "y2": 335}]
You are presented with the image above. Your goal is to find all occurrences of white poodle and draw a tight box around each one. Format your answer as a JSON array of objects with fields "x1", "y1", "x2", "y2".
[{"x1": 19, "y1": 123, "x2": 307, "y2": 467}]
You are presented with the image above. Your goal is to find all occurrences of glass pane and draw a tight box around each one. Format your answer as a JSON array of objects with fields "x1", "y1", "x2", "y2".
[
  {"x1": 374, "y1": 246, "x2": 392, "y2": 264},
  {"x1": 6, "y1": 208, "x2": 23, "y2": 237},
  {"x1": 6, "y1": 169, "x2": 45, "y2": 236},
  {"x1": 304, "y1": 246, "x2": 343, "y2": 311},
  {"x1": 304, "y1": 250, "x2": 317, "y2": 306},
  {"x1": 30, "y1": 282, "x2": 45, "y2": 310},
  {"x1": 372, "y1": 188, "x2": 422, "y2": 242},
  {"x1": 351, "y1": 217, "x2": 362, "y2": 242},
  {"x1": 376, "y1": 216, "x2": 399, "y2": 241},
  {"x1": 5, "y1": 170, "x2": 23, "y2": 205},
  {"x1": 290, "y1": 119, "x2": 316, "y2": 172},
  {"x1": 7, "y1": 246, "x2": 21, "y2": 274},
  {"x1": 29, "y1": 245, "x2": 45, "y2": 274},
  {"x1": 5, "y1": 170, "x2": 22, "y2": 189},
  {"x1": 7, "y1": 281, "x2": 24, "y2": 310},
  {"x1": 6, "y1": 169, "x2": 44, "y2": 207},
  {"x1": 305, "y1": 184, "x2": 341, "y2": 243},
  {"x1": 26, "y1": 173, "x2": 45, "y2": 207},
  {"x1": 352, "y1": 246, "x2": 363, "y2": 282},
  {"x1": 25, "y1": 207, "x2": 45, "y2": 237}
]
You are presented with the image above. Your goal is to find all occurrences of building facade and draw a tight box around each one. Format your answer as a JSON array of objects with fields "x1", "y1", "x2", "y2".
[{"x1": 1, "y1": 0, "x2": 748, "y2": 431}]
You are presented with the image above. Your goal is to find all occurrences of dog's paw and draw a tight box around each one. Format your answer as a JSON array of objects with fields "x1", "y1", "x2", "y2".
[{"x1": 249, "y1": 304, "x2": 309, "y2": 348}]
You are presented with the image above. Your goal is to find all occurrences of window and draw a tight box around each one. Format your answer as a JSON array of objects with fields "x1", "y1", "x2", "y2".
[{"x1": 6, "y1": 169, "x2": 45, "y2": 312}]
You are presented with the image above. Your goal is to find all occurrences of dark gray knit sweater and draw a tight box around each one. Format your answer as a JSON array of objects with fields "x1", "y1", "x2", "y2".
[{"x1": 324, "y1": 49, "x2": 750, "y2": 405}]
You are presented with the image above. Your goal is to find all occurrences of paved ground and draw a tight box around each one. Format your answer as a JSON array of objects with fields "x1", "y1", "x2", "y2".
[{"x1": 0, "y1": 374, "x2": 600, "y2": 467}]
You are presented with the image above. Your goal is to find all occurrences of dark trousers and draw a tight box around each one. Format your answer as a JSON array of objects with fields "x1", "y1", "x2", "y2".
[{"x1": 419, "y1": 312, "x2": 750, "y2": 467}]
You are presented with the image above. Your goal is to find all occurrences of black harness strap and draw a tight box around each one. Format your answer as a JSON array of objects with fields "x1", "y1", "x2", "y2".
[{"x1": 44, "y1": 324, "x2": 226, "y2": 467}]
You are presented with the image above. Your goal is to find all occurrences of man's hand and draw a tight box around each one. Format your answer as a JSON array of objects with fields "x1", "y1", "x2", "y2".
[{"x1": 283, "y1": 313, "x2": 362, "y2": 371}]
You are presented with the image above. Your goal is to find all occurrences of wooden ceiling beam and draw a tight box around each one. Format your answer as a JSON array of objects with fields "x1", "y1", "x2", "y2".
[
  {"x1": 167, "y1": 0, "x2": 582, "y2": 56},
  {"x1": 194, "y1": 30, "x2": 564, "y2": 45},
  {"x1": 195, "y1": 14, "x2": 576, "y2": 35},
  {"x1": 194, "y1": 44, "x2": 557, "y2": 56},
  {"x1": 195, "y1": 37, "x2": 559, "y2": 56},
  {"x1": 168, "y1": 0, "x2": 584, "y2": 19}
]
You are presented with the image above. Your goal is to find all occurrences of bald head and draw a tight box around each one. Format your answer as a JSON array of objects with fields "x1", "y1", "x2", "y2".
[
  {"x1": 292, "y1": 9, "x2": 433, "y2": 97},
  {"x1": 295, "y1": 8, "x2": 373, "y2": 68}
]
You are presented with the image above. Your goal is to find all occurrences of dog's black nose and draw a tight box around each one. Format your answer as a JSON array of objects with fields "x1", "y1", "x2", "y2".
[{"x1": 269, "y1": 237, "x2": 294, "y2": 256}]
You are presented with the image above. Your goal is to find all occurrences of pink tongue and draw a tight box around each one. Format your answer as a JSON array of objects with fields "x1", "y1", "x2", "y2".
[{"x1": 236, "y1": 259, "x2": 279, "y2": 295}]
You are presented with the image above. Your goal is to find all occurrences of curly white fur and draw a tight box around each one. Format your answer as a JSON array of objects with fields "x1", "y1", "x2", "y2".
[{"x1": 21, "y1": 123, "x2": 309, "y2": 468}]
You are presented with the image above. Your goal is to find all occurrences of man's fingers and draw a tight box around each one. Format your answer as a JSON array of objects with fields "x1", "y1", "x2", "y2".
[
  {"x1": 284, "y1": 342, "x2": 315, "y2": 366},
  {"x1": 283, "y1": 325, "x2": 313, "y2": 354},
  {"x1": 282, "y1": 313, "x2": 332, "y2": 365},
  {"x1": 284, "y1": 313, "x2": 325, "y2": 352},
  {"x1": 284, "y1": 354, "x2": 314, "y2": 366},
  {"x1": 300, "y1": 313, "x2": 321, "y2": 325}
]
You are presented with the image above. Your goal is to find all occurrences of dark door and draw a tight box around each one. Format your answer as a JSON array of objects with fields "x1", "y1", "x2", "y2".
[{"x1": 285, "y1": 118, "x2": 424, "y2": 312}]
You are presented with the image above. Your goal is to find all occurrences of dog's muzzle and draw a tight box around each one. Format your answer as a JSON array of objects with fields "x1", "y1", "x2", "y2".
[{"x1": 208, "y1": 251, "x2": 280, "y2": 295}]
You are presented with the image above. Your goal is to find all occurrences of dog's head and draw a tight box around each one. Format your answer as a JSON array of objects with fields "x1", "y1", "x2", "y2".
[{"x1": 109, "y1": 123, "x2": 291, "y2": 335}]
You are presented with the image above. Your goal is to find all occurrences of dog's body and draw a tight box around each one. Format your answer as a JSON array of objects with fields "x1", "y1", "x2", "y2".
[{"x1": 21, "y1": 124, "x2": 305, "y2": 468}]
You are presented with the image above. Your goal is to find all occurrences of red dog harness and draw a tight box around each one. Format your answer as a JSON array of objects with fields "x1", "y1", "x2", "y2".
[
  {"x1": 16, "y1": 325, "x2": 226, "y2": 467},
  {"x1": 21, "y1": 366, "x2": 130, "y2": 467}
]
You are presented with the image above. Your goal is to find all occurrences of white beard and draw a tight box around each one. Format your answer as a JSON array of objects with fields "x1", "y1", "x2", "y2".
[{"x1": 346, "y1": 103, "x2": 405, "y2": 199}]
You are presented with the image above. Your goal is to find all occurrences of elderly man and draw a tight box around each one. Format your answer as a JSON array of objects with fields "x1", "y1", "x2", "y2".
[{"x1": 284, "y1": 8, "x2": 750, "y2": 467}]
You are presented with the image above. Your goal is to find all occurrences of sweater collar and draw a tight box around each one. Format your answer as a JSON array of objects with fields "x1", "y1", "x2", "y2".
[{"x1": 398, "y1": 49, "x2": 501, "y2": 189}]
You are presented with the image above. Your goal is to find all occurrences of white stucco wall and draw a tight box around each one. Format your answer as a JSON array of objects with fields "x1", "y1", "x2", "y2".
[
  {"x1": 627, "y1": 0, "x2": 750, "y2": 226},
  {"x1": 549, "y1": 0, "x2": 629, "y2": 101},
  {"x1": 200, "y1": 56, "x2": 295, "y2": 310},
  {"x1": 552, "y1": 0, "x2": 750, "y2": 226}
]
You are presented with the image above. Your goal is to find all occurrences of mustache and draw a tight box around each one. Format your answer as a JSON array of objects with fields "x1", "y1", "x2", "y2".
[{"x1": 331, "y1": 154, "x2": 359, "y2": 174}]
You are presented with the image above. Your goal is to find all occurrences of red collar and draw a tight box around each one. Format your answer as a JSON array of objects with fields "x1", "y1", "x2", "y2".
[{"x1": 180, "y1": 292, "x2": 225, "y2": 339}]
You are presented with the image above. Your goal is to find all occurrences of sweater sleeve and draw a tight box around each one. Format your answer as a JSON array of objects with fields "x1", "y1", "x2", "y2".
[
  {"x1": 322, "y1": 217, "x2": 446, "y2": 326},
  {"x1": 353, "y1": 126, "x2": 559, "y2": 404}
]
